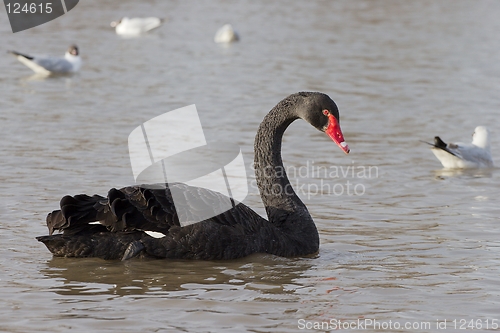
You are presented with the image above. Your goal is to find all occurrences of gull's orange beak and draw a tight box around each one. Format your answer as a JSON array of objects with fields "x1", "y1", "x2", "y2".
[{"x1": 325, "y1": 114, "x2": 350, "y2": 154}]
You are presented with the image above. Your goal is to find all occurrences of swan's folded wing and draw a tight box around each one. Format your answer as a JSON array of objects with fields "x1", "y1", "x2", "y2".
[
  {"x1": 118, "y1": 183, "x2": 266, "y2": 234},
  {"x1": 110, "y1": 185, "x2": 179, "y2": 233},
  {"x1": 141, "y1": 183, "x2": 262, "y2": 228},
  {"x1": 46, "y1": 183, "x2": 264, "y2": 237},
  {"x1": 97, "y1": 183, "x2": 250, "y2": 233}
]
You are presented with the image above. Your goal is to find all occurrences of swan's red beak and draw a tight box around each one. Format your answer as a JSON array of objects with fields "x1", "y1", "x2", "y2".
[{"x1": 325, "y1": 115, "x2": 350, "y2": 154}]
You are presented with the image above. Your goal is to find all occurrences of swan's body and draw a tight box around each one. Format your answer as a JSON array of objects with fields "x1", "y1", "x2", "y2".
[
  {"x1": 424, "y1": 126, "x2": 493, "y2": 169},
  {"x1": 37, "y1": 92, "x2": 349, "y2": 260},
  {"x1": 8, "y1": 45, "x2": 81, "y2": 75},
  {"x1": 111, "y1": 17, "x2": 163, "y2": 36},
  {"x1": 214, "y1": 24, "x2": 239, "y2": 43}
]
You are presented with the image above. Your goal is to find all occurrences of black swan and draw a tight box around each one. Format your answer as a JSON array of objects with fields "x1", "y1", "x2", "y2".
[{"x1": 37, "y1": 92, "x2": 350, "y2": 260}]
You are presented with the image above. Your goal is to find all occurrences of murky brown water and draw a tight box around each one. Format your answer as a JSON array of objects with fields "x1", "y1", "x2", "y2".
[{"x1": 1, "y1": 0, "x2": 500, "y2": 332}]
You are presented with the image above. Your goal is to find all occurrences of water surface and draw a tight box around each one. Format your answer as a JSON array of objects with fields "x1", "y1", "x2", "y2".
[{"x1": 1, "y1": 1, "x2": 500, "y2": 332}]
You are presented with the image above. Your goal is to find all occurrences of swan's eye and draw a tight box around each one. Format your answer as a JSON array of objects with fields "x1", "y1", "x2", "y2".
[{"x1": 322, "y1": 110, "x2": 330, "y2": 116}]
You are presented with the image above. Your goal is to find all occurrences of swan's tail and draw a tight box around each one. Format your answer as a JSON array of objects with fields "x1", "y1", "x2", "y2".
[{"x1": 36, "y1": 227, "x2": 147, "y2": 260}]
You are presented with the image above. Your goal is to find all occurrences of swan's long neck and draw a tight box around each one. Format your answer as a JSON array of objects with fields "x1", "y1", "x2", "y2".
[{"x1": 253, "y1": 103, "x2": 311, "y2": 224}]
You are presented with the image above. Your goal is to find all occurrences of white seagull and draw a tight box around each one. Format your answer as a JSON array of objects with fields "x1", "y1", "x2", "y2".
[
  {"x1": 423, "y1": 126, "x2": 494, "y2": 168},
  {"x1": 214, "y1": 24, "x2": 239, "y2": 43},
  {"x1": 110, "y1": 17, "x2": 163, "y2": 36},
  {"x1": 8, "y1": 45, "x2": 81, "y2": 75}
]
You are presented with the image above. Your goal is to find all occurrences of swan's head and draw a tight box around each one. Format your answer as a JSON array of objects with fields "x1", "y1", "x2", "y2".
[
  {"x1": 472, "y1": 126, "x2": 490, "y2": 149},
  {"x1": 296, "y1": 92, "x2": 350, "y2": 154}
]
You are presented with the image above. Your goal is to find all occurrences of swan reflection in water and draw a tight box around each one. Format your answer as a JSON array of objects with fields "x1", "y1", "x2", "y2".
[{"x1": 39, "y1": 254, "x2": 316, "y2": 298}]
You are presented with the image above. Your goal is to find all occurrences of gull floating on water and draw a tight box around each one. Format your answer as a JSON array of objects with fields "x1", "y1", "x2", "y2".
[
  {"x1": 111, "y1": 17, "x2": 163, "y2": 36},
  {"x1": 422, "y1": 126, "x2": 493, "y2": 168},
  {"x1": 214, "y1": 24, "x2": 239, "y2": 43},
  {"x1": 8, "y1": 45, "x2": 81, "y2": 75}
]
